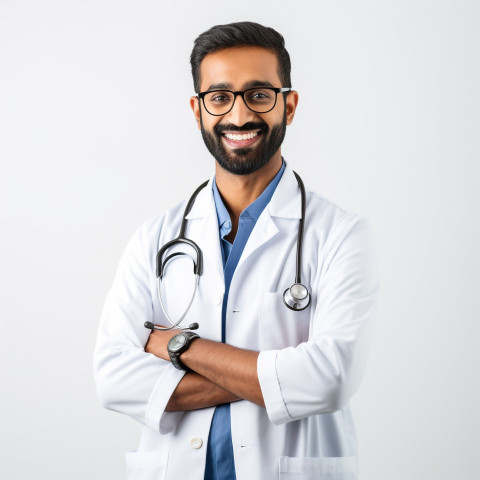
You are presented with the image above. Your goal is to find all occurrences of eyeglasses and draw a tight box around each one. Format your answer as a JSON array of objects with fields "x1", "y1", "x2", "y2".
[{"x1": 197, "y1": 87, "x2": 292, "y2": 116}]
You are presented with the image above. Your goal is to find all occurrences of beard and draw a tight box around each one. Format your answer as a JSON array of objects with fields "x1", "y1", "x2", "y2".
[{"x1": 200, "y1": 111, "x2": 287, "y2": 176}]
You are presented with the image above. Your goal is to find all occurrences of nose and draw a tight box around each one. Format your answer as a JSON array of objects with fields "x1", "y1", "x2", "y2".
[{"x1": 224, "y1": 93, "x2": 257, "y2": 126}]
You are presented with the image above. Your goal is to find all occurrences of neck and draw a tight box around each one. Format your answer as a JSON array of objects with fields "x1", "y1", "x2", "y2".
[{"x1": 215, "y1": 151, "x2": 282, "y2": 221}]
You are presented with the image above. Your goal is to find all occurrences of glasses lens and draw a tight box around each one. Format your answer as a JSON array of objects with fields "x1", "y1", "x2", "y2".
[
  {"x1": 203, "y1": 91, "x2": 235, "y2": 116},
  {"x1": 202, "y1": 88, "x2": 278, "y2": 115},
  {"x1": 244, "y1": 88, "x2": 276, "y2": 113}
]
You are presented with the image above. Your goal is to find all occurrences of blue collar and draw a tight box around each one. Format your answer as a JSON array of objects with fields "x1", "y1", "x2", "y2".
[{"x1": 212, "y1": 161, "x2": 286, "y2": 238}]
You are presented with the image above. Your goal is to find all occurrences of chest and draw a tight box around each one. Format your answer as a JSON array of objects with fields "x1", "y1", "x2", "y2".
[{"x1": 152, "y1": 212, "x2": 322, "y2": 351}]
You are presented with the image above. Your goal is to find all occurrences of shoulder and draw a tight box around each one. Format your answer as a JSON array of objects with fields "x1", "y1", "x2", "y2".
[
  {"x1": 305, "y1": 186, "x2": 363, "y2": 238},
  {"x1": 138, "y1": 201, "x2": 187, "y2": 238},
  {"x1": 303, "y1": 186, "x2": 375, "y2": 273},
  {"x1": 122, "y1": 200, "x2": 189, "y2": 263}
]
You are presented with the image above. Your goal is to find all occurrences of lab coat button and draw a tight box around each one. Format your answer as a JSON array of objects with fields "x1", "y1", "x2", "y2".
[
  {"x1": 215, "y1": 293, "x2": 224, "y2": 306},
  {"x1": 190, "y1": 437, "x2": 203, "y2": 449}
]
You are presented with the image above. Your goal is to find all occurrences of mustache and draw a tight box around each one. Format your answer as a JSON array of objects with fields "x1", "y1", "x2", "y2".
[{"x1": 214, "y1": 122, "x2": 268, "y2": 135}]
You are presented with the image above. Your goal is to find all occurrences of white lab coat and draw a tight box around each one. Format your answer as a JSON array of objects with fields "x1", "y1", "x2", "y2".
[{"x1": 94, "y1": 164, "x2": 378, "y2": 480}]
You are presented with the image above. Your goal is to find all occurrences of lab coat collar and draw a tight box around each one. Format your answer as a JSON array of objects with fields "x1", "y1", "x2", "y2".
[
  {"x1": 183, "y1": 182, "x2": 224, "y2": 285},
  {"x1": 238, "y1": 164, "x2": 302, "y2": 270},
  {"x1": 184, "y1": 174, "x2": 216, "y2": 221},
  {"x1": 266, "y1": 163, "x2": 302, "y2": 220},
  {"x1": 185, "y1": 163, "x2": 302, "y2": 221},
  {"x1": 183, "y1": 163, "x2": 302, "y2": 282}
]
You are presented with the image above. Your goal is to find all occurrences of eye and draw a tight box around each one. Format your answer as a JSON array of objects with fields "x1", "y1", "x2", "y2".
[
  {"x1": 207, "y1": 92, "x2": 232, "y2": 104},
  {"x1": 246, "y1": 89, "x2": 273, "y2": 104},
  {"x1": 252, "y1": 91, "x2": 269, "y2": 99}
]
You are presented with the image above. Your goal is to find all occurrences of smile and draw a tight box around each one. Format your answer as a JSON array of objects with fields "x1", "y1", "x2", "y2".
[
  {"x1": 221, "y1": 130, "x2": 262, "y2": 148},
  {"x1": 223, "y1": 131, "x2": 259, "y2": 141}
]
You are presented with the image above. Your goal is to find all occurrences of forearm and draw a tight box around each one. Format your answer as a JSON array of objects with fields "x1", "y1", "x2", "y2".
[
  {"x1": 165, "y1": 371, "x2": 240, "y2": 412},
  {"x1": 181, "y1": 339, "x2": 265, "y2": 407},
  {"x1": 145, "y1": 329, "x2": 265, "y2": 407}
]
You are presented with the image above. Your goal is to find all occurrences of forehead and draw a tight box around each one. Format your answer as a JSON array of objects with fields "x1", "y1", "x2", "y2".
[{"x1": 199, "y1": 46, "x2": 281, "y2": 91}]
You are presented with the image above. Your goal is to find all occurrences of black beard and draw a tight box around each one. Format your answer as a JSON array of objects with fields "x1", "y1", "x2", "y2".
[{"x1": 200, "y1": 113, "x2": 287, "y2": 176}]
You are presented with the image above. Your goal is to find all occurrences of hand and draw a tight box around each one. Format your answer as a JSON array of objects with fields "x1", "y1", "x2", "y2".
[{"x1": 144, "y1": 326, "x2": 181, "y2": 362}]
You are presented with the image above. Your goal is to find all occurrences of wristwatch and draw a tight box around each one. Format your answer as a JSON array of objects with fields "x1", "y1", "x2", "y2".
[{"x1": 167, "y1": 331, "x2": 200, "y2": 370}]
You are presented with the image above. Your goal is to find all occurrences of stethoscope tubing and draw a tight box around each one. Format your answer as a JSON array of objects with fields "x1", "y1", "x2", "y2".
[
  {"x1": 293, "y1": 171, "x2": 306, "y2": 285},
  {"x1": 157, "y1": 270, "x2": 200, "y2": 330},
  {"x1": 156, "y1": 180, "x2": 208, "y2": 279},
  {"x1": 150, "y1": 170, "x2": 310, "y2": 332}
]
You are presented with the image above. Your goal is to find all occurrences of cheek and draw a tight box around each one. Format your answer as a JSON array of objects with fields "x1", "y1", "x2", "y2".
[
  {"x1": 264, "y1": 109, "x2": 285, "y2": 127},
  {"x1": 208, "y1": 119, "x2": 229, "y2": 136},
  {"x1": 199, "y1": 109, "x2": 218, "y2": 131}
]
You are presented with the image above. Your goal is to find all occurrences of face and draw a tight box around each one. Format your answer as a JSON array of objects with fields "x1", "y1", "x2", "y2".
[{"x1": 190, "y1": 46, "x2": 298, "y2": 176}]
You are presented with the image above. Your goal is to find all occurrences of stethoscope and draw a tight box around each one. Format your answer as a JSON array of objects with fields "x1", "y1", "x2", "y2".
[{"x1": 144, "y1": 171, "x2": 310, "y2": 333}]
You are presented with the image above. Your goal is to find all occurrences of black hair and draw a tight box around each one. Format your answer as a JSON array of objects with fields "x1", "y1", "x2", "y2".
[{"x1": 190, "y1": 21, "x2": 292, "y2": 93}]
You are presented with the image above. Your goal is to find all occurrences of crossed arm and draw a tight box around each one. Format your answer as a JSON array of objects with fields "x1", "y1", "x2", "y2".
[{"x1": 145, "y1": 330, "x2": 265, "y2": 411}]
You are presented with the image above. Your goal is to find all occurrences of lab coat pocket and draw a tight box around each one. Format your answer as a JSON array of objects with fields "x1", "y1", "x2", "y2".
[
  {"x1": 279, "y1": 456, "x2": 357, "y2": 480},
  {"x1": 260, "y1": 292, "x2": 311, "y2": 349},
  {"x1": 125, "y1": 450, "x2": 168, "y2": 480}
]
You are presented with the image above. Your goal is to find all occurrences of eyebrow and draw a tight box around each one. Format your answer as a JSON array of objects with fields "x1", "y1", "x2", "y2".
[{"x1": 205, "y1": 80, "x2": 276, "y2": 91}]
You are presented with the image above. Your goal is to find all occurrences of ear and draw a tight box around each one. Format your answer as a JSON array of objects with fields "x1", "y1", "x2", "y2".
[
  {"x1": 190, "y1": 96, "x2": 201, "y2": 130},
  {"x1": 285, "y1": 90, "x2": 299, "y2": 126}
]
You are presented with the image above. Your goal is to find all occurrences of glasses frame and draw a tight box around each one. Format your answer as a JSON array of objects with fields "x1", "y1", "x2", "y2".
[{"x1": 197, "y1": 87, "x2": 292, "y2": 116}]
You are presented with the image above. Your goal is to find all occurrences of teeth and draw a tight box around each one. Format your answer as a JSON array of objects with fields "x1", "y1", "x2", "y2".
[{"x1": 224, "y1": 131, "x2": 258, "y2": 141}]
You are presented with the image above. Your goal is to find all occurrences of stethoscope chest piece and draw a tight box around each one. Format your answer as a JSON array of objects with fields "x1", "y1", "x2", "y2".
[{"x1": 283, "y1": 283, "x2": 311, "y2": 311}]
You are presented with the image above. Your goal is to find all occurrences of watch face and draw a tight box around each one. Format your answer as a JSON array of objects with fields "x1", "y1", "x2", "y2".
[{"x1": 169, "y1": 334, "x2": 186, "y2": 352}]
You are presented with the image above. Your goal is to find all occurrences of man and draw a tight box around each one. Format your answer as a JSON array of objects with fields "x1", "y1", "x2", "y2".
[{"x1": 94, "y1": 21, "x2": 378, "y2": 480}]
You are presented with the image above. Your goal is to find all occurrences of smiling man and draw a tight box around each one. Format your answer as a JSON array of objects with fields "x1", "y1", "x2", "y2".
[
  {"x1": 94, "y1": 22, "x2": 378, "y2": 480},
  {"x1": 196, "y1": 48, "x2": 291, "y2": 178}
]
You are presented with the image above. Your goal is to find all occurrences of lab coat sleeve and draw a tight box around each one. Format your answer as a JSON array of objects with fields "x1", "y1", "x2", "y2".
[
  {"x1": 258, "y1": 217, "x2": 378, "y2": 425},
  {"x1": 93, "y1": 219, "x2": 186, "y2": 434}
]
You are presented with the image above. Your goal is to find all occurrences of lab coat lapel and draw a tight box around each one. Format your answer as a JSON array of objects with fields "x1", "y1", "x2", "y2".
[
  {"x1": 183, "y1": 166, "x2": 302, "y2": 282},
  {"x1": 237, "y1": 165, "x2": 302, "y2": 271},
  {"x1": 236, "y1": 213, "x2": 278, "y2": 271}
]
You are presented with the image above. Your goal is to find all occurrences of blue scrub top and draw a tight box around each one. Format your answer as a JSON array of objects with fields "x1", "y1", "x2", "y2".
[{"x1": 204, "y1": 161, "x2": 286, "y2": 480}]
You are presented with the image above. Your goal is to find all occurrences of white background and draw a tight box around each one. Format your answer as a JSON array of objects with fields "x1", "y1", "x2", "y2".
[{"x1": 1, "y1": 1, "x2": 479, "y2": 478}]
